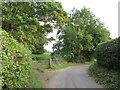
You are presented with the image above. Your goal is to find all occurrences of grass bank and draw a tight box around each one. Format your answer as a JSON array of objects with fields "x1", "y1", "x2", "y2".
[
  {"x1": 28, "y1": 71, "x2": 43, "y2": 88},
  {"x1": 50, "y1": 61, "x2": 92, "y2": 70},
  {"x1": 88, "y1": 62, "x2": 120, "y2": 90},
  {"x1": 27, "y1": 61, "x2": 43, "y2": 88}
]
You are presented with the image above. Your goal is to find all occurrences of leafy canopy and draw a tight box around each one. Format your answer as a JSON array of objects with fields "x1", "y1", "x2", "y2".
[
  {"x1": 53, "y1": 7, "x2": 110, "y2": 62},
  {"x1": 2, "y1": 1, "x2": 68, "y2": 52}
]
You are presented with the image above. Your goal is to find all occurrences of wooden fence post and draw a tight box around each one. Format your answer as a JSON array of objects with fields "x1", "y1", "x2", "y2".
[{"x1": 49, "y1": 58, "x2": 52, "y2": 68}]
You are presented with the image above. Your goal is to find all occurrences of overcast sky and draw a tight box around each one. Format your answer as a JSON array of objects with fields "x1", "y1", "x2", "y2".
[{"x1": 44, "y1": 0, "x2": 119, "y2": 52}]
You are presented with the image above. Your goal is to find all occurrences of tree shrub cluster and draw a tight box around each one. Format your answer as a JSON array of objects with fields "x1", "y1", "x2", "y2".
[
  {"x1": 95, "y1": 37, "x2": 120, "y2": 70},
  {"x1": 88, "y1": 62, "x2": 120, "y2": 90},
  {"x1": 0, "y1": 28, "x2": 32, "y2": 88},
  {"x1": 53, "y1": 8, "x2": 110, "y2": 62},
  {"x1": 2, "y1": 1, "x2": 68, "y2": 52},
  {"x1": 1, "y1": 1, "x2": 69, "y2": 88}
]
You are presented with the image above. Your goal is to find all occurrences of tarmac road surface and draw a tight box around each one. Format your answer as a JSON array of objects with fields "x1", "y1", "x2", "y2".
[{"x1": 46, "y1": 65, "x2": 105, "y2": 88}]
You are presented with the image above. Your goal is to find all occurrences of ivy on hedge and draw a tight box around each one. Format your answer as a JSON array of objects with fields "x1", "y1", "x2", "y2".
[
  {"x1": 95, "y1": 37, "x2": 119, "y2": 70},
  {"x1": 0, "y1": 28, "x2": 32, "y2": 88}
]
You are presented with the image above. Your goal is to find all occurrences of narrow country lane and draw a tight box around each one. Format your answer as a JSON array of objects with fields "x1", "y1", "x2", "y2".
[{"x1": 46, "y1": 65, "x2": 105, "y2": 88}]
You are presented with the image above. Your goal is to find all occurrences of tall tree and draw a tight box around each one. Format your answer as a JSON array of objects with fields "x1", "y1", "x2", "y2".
[
  {"x1": 53, "y1": 7, "x2": 110, "y2": 62},
  {"x1": 2, "y1": 1, "x2": 68, "y2": 52}
]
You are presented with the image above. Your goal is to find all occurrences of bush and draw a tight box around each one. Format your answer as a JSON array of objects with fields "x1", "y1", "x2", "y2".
[
  {"x1": 52, "y1": 54, "x2": 65, "y2": 64},
  {"x1": 0, "y1": 28, "x2": 32, "y2": 88},
  {"x1": 95, "y1": 37, "x2": 119, "y2": 70},
  {"x1": 88, "y1": 63, "x2": 120, "y2": 90}
]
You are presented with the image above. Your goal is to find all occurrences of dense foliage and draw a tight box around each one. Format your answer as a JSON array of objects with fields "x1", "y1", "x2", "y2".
[
  {"x1": 1, "y1": 1, "x2": 69, "y2": 88},
  {"x1": 2, "y1": 1, "x2": 68, "y2": 52},
  {"x1": 53, "y1": 8, "x2": 110, "y2": 62},
  {"x1": 95, "y1": 37, "x2": 119, "y2": 70},
  {"x1": 88, "y1": 62, "x2": 120, "y2": 90},
  {"x1": 1, "y1": 1, "x2": 117, "y2": 89},
  {"x1": 0, "y1": 28, "x2": 32, "y2": 88}
]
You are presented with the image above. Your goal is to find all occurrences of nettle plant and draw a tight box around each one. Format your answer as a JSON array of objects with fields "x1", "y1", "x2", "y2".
[{"x1": 0, "y1": 28, "x2": 32, "y2": 88}]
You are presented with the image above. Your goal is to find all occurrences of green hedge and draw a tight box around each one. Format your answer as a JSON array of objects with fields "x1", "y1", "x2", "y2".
[
  {"x1": 0, "y1": 28, "x2": 32, "y2": 88},
  {"x1": 95, "y1": 37, "x2": 119, "y2": 70}
]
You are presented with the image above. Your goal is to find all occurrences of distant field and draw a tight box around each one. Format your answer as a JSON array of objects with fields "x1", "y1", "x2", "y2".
[{"x1": 32, "y1": 52, "x2": 51, "y2": 61}]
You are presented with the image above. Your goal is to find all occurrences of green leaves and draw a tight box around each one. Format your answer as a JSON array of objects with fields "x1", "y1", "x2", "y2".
[
  {"x1": 88, "y1": 63, "x2": 119, "y2": 90},
  {"x1": 95, "y1": 37, "x2": 119, "y2": 70},
  {"x1": 2, "y1": 2, "x2": 68, "y2": 52},
  {"x1": 1, "y1": 28, "x2": 32, "y2": 88},
  {"x1": 53, "y1": 7, "x2": 110, "y2": 62}
]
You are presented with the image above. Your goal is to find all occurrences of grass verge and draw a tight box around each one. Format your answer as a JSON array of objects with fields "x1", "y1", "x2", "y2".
[
  {"x1": 88, "y1": 62, "x2": 120, "y2": 90},
  {"x1": 27, "y1": 61, "x2": 43, "y2": 88},
  {"x1": 37, "y1": 67, "x2": 45, "y2": 73},
  {"x1": 27, "y1": 70, "x2": 42, "y2": 88},
  {"x1": 50, "y1": 61, "x2": 91, "y2": 70}
]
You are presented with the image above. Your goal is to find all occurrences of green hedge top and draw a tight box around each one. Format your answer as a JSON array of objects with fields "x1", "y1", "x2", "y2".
[
  {"x1": 95, "y1": 37, "x2": 119, "y2": 70},
  {"x1": 0, "y1": 28, "x2": 32, "y2": 88}
]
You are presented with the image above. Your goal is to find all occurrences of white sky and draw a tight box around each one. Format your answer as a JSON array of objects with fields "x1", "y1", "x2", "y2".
[{"x1": 44, "y1": 0, "x2": 119, "y2": 52}]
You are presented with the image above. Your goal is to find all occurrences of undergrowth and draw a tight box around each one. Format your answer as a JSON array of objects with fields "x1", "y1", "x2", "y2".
[{"x1": 88, "y1": 62, "x2": 120, "y2": 90}]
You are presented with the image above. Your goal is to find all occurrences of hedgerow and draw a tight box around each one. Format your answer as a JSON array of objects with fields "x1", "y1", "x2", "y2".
[
  {"x1": 95, "y1": 37, "x2": 119, "y2": 70},
  {"x1": 88, "y1": 62, "x2": 119, "y2": 90},
  {"x1": 0, "y1": 28, "x2": 32, "y2": 88}
]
